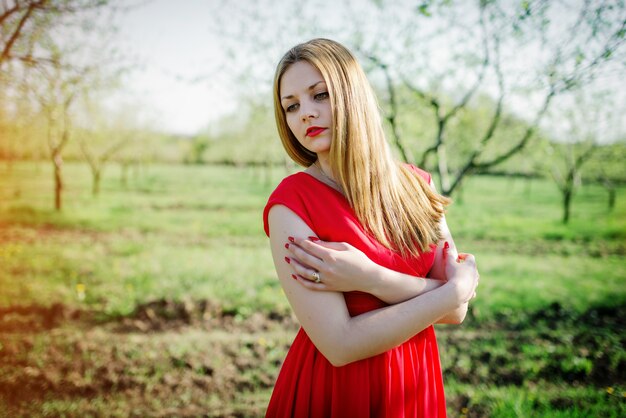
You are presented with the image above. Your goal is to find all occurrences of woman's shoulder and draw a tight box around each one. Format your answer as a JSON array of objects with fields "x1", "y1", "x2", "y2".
[
  {"x1": 268, "y1": 171, "x2": 312, "y2": 198},
  {"x1": 263, "y1": 172, "x2": 315, "y2": 237},
  {"x1": 403, "y1": 163, "x2": 432, "y2": 184}
]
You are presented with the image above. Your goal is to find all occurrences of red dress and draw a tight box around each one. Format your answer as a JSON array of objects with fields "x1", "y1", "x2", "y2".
[{"x1": 262, "y1": 167, "x2": 446, "y2": 418}]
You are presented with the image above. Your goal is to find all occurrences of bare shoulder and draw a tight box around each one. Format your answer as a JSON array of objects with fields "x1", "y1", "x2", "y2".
[{"x1": 267, "y1": 205, "x2": 350, "y2": 356}]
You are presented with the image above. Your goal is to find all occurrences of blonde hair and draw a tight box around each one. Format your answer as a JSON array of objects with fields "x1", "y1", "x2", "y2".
[{"x1": 273, "y1": 38, "x2": 450, "y2": 256}]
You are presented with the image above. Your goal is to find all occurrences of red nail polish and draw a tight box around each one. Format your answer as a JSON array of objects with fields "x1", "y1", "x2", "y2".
[
  {"x1": 308, "y1": 236, "x2": 320, "y2": 242},
  {"x1": 443, "y1": 241, "x2": 449, "y2": 251},
  {"x1": 291, "y1": 274, "x2": 297, "y2": 280},
  {"x1": 284, "y1": 257, "x2": 290, "y2": 264},
  {"x1": 288, "y1": 236, "x2": 295, "y2": 242},
  {"x1": 285, "y1": 243, "x2": 289, "y2": 249}
]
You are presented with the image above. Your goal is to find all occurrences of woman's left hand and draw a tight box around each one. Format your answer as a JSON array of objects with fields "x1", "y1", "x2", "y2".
[
  {"x1": 427, "y1": 241, "x2": 448, "y2": 282},
  {"x1": 284, "y1": 236, "x2": 378, "y2": 292}
]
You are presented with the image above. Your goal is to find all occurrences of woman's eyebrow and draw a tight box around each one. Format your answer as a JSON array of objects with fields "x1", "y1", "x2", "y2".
[{"x1": 281, "y1": 81, "x2": 326, "y2": 101}]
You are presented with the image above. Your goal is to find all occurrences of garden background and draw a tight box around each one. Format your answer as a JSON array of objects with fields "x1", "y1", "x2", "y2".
[{"x1": 1, "y1": 1, "x2": 625, "y2": 417}]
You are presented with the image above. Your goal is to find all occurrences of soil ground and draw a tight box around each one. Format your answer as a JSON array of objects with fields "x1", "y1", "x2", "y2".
[{"x1": 1, "y1": 300, "x2": 624, "y2": 417}]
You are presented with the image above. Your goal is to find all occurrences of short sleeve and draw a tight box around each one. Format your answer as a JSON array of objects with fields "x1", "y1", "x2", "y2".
[
  {"x1": 405, "y1": 164, "x2": 432, "y2": 185},
  {"x1": 262, "y1": 176, "x2": 316, "y2": 237}
]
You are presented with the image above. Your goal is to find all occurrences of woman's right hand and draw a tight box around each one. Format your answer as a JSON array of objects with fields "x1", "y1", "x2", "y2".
[
  {"x1": 443, "y1": 244, "x2": 479, "y2": 304},
  {"x1": 284, "y1": 236, "x2": 379, "y2": 293}
]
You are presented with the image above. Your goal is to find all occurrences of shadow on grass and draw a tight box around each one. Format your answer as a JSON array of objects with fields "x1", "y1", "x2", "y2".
[
  {"x1": 0, "y1": 298, "x2": 623, "y2": 416},
  {"x1": 439, "y1": 300, "x2": 625, "y2": 386}
]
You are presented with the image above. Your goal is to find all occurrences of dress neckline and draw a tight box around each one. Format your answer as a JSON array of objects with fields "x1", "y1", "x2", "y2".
[{"x1": 298, "y1": 171, "x2": 346, "y2": 198}]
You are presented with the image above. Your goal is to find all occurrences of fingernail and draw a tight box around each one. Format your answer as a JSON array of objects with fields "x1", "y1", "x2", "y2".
[
  {"x1": 285, "y1": 243, "x2": 289, "y2": 249},
  {"x1": 291, "y1": 274, "x2": 297, "y2": 280},
  {"x1": 443, "y1": 241, "x2": 449, "y2": 251},
  {"x1": 288, "y1": 236, "x2": 295, "y2": 242},
  {"x1": 284, "y1": 257, "x2": 290, "y2": 264},
  {"x1": 308, "y1": 236, "x2": 320, "y2": 242}
]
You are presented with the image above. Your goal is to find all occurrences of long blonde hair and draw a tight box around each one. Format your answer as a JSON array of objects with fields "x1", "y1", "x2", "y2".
[{"x1": 273, "y1": 38, "x2": 450, "y2": 256}]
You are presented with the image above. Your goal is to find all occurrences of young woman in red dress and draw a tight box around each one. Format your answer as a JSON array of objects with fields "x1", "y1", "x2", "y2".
[{"x1": 263, "y1": 38, "x2": 479, "y2": 418}]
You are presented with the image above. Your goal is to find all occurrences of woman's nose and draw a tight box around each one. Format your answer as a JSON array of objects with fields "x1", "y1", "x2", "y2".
[{"x1": 300, "y1": 103, "x2": 318, "y2": 121}]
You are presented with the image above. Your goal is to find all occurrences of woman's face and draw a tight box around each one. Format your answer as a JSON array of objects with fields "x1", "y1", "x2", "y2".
[{"x1": 279, "y1": 61, "x2": 333, "y2": 157}]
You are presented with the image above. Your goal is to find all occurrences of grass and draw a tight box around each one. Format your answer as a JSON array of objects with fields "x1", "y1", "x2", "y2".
[
  {"x1": 0, "y1": 160, "x2": 625, "y2": 416},
  {"x1": 1, "y1": 162, "x2": 285, "y2": 317},
  {"x1": 446, "y1": 382, "x2": 626, "y2": 417},
  {"x1": 2, "y1": 162, "x2": 623, "y2": 317}
]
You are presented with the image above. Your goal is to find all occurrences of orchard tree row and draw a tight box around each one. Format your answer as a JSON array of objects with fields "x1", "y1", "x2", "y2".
[{"x1": 1, "y1": 0, "x2": 624, "y2": 224}]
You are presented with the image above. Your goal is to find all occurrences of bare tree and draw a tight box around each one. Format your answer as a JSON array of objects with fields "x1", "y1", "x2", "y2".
[
  {"x1": 207, "y1": 0, "x2": 625, "y2": 198},
  {"x1": 79, "y1": 132, "x2": 130, "y2": 197},
  {"x1": 542, "y1": 88, "x2": 623, "y2": 223},
  {"x1": 76, "y1": 101, "x2": 141, "y2": 196},
  {"x1": 550, "y1": 142, "x2": 596, "y2": 224},
  {"x1": 0, "y1": 0, "x2": 115, "y2": 69},
  {"x1": 28, "y1": 58, "x2": 100, "y2": 210},
  {"x1": 365, "y1": 0, "x2": 626, "y2": 195},
  {"x1": 2, "y1": 0, "x2": 125, "y2": 209},
  {"x1": 592, "y1": 144, "x2": 626, "y2": 212}
]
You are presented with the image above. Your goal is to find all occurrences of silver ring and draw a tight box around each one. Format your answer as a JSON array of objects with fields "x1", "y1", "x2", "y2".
[{"x1": 312, "y1": 271, "x2": 321, "y2": 283}]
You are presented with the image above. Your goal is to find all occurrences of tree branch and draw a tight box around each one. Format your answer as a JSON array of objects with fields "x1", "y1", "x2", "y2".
[
  {"x1": 443, "y1": 8, "x2": 491, "y2": 124},
  {"x1": 78, "y1": 136, "x2": 98, "y2": 171},
  {"x1": 447, "y1": 33, "x2": 504, "y2": 195},
  {"x1": 476, "y1": 88, "x2": 555, "y2": 170},
  {"x1": 101, "y1": 135, "x2": 130, "y2": 164},
  {"x1": 0, "y1": 1, "x2": 40, "y2": 65},
  {"x1": 407, "y1": 4, "x2": 492, "y2": 177},
  {"x1": 557, "y1": 16, "x2": 626, "y2": 92},
  {"x1": 400, "y1": 74, "x2": 443, "y2": 169},
  {"x1": 574, "y1": 143, "x2": 596, "y2": 170},
  {"x1": 367, "y1": 54, "x2": 411, "y2": 162},
  {"x1": 0, "y1": 2, "x2": 22, "y2": 26}
]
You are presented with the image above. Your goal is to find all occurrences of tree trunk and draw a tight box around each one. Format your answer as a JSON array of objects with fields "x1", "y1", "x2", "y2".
[
  {"x1": 455, "y1": 181, "x2": 464, "y2": 205},
  {"x1": 283, "y1": 156, "x2": 294, "y2": 175},
  {"x1": 120, "y1": 162, "x2": 128, "y2": 188},
  {"x1": 93, "y1": 169, "x2": 101, "y2": 196},
  {"x1": 437, "y1": 142, "x2": 450, "y2": 194},
  {"x1": 53, "y1": 153, "x2": 63, "y2": 211},
  {"x1": 562, "y1": 187, "x2": 572, "y2": 224},
  {"x1": 525, "y1": 177, "x2": 532, "y2": 198},
  {"x1": 506, "y1": 175, "x2": 514, "y2": 193},
  {"x1": 602, "y1": 179, "x2": 616, "y2": 212},
  {"x1": 263, "y1": 161, "x2": 272, "y2": 187}
]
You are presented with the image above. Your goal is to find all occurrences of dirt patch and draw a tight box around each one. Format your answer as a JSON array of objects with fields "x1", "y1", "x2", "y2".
[
  {"x1": 0, "y1": 223, "x2": 232, "y2": 258},
  {"x1": 0, "y1": 303, "x2": 85, "y2": 333},
  {"x1": 437, "y1": 302, "x2": 626, "y2": 387},
  {"x1": 1, "y1": 300, "x2": 624, "y2": 416},
  {"x1": 0, "y1": 299, "x2": 296, "y2": 417},
  {"x1": 115, "y1": 298, "x2": 297, "y2": 333},
  {"x1": 470, "y1": 237, "x2": 626, "y2": 258},
  {"x1": 0, "y1": 222, "x2": 104, "y2": 243}
]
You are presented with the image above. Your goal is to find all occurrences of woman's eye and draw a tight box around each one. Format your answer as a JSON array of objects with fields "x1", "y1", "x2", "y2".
[
  {"x1": 286, "y1": 103, "x2": 299, "y2": 112},
  {"x1": 315, "y1": 92, "x2": 329, "y2": 101}
]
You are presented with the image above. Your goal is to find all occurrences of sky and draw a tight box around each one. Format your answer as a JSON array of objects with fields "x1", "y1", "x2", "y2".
[
  {"x1": 109, "y1": 0, "x2": 626, "y2": 140},
  {"x1": 110, "y1": 0, "x2": 467, "y2": 135},
  {"x1": 114, "y1": 0, "x2": 234, "y2": 135}
]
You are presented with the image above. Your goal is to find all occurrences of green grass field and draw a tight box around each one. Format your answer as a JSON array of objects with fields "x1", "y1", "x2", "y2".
[{"x1": 0, "y1": 161, "x2": 624, "y2": 417}]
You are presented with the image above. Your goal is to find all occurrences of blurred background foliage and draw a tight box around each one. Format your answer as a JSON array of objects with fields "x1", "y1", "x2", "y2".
[{"x1": 1, "y1": 0, "x2": 625, "y2": 416}]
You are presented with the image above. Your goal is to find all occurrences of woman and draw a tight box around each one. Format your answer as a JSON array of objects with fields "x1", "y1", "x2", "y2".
[{"x1": 263, "y1": 38, "x2": 479, "y2": 418}]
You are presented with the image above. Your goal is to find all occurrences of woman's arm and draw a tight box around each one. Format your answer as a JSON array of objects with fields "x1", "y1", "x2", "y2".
[
  {"x1": 427, "y1": 179, "x2": 470, "y2": 324},
  {"x1": 286, "y1": 236, "x2": 445, "y2": 304},
  {"x1": 268, "y1": 204, "x2": 478, "y2": 367},
  {"x1": 284, "y1": 179, "x2": 469, "y2": 315},
  {"x1": 286, "y1": 232, "x2": 468, "y2": 324}
]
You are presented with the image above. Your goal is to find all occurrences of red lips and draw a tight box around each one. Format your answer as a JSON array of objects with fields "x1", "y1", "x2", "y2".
[{"x1": 306, "y1": 126, "x2": 326, "y2": 137}]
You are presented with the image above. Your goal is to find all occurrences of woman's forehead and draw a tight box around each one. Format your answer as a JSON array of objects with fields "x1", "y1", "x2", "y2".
[{"x1": 280, "y1": 61, "x2": 326, "y2": 96}]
